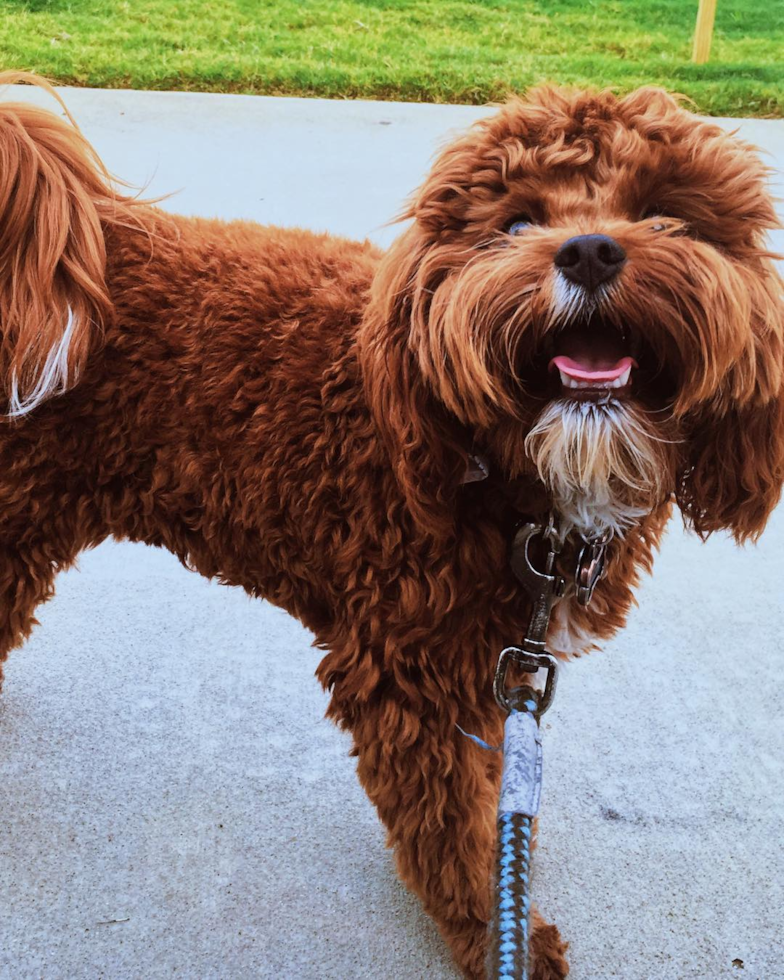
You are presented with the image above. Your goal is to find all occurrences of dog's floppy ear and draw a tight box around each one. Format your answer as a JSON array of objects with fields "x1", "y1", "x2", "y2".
[
  {"x1": 677, "y1": 263, "x2": 784, "y2": 542},
  {"x1": 678, "y1": 396, "x2": 784, "y2": 541},
  {"x1": 358, "y1": 226, "x2": 471, "y2": 540}
]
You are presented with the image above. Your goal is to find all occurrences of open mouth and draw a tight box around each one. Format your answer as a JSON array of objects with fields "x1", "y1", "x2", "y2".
[
  {"x1": 547, "y1": 320, "x2": 639, "y2": 402},
  {"x1": 514, "y1": 314, "x2": 676, "y2": 409}
]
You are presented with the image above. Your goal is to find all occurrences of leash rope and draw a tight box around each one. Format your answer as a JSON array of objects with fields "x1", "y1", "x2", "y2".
[
  {"x1": 491, "y1": 692, "x2": 539, "y2": 980},
  {"x1": 492, "y1": 810, "x2": 533, "y2": 979},
  {"x1": 485, "y1": 518, "x2": 608, "y2": 980},
  {"x1": 488, "y1": 691, "x2": 545, "y2": 980}
]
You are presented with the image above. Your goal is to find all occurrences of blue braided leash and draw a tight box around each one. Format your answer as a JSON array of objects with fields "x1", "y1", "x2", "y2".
[
  {"x1": 494, "y1": 811, "x2": 533, "y2": 978},
  {"x1": 483, "y1": 516, "x2": 599, "y2": 977},
  {"x1": 490, "y1": 697, "x2": 542, "y2": 980}
]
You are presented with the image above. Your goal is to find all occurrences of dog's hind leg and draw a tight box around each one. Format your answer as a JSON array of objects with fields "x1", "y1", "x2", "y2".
[
  {"x1": 0, "y1": 547, "x2": 54, "y2": 689},
  {"x1": 0, "y1": 541, "x2": 76, "y2": 690},
  {"x1": 0, "y1": 517, "x2": 85, "y2": 692}
]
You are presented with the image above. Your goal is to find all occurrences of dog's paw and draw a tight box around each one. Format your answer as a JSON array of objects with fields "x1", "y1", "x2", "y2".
[
  {"x1": 439, "y1": 907, "x2": 568, "y2": 979},
  {"x1": 439, "y1": 914, "x2": 489, "y2": 979},
  {"x1": 529, "y1": 915, "x2": 569, "y2": 980}
]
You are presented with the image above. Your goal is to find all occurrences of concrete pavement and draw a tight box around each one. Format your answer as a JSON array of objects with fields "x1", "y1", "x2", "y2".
[{"x1": 0, "y1": 86, "x2": 782, "y2": 980}]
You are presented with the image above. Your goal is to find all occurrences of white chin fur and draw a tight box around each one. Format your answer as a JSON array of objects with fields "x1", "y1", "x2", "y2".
[{"x1": 524, "y1": 397, "x2": 666, "y2": 540}]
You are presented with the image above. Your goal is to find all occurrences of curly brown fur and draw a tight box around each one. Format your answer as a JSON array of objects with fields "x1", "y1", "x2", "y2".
[{"x1": 0, "y1": 74, "x2": 782, "y2": 978}]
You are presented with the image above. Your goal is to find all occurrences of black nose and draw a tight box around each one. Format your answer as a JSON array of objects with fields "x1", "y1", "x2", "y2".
[{"x1": 553, "y1": 234, "x2": 626, "y2": 290}]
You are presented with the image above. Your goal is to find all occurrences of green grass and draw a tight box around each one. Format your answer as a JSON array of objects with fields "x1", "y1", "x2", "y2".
[{"x1": 1, "y1": 0, "x2": 782, "y2": 117}]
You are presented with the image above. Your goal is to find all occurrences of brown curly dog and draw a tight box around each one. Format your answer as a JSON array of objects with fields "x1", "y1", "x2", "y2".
[{"x1": 1, "y1": 72, "x2": 782, "y2": 979}]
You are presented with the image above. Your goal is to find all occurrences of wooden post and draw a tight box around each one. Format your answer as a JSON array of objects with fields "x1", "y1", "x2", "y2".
[{"x1": 692, "y1": 0, "x2": 718, "y2": 64}]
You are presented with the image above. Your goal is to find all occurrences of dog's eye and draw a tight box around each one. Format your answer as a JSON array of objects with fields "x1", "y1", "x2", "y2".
[
  {"x1": 507, "y1": 217, "x2": 533, "y2": 236},
  {"x1": 641, "y1": 207, "x2": 671, "y2": 232}
]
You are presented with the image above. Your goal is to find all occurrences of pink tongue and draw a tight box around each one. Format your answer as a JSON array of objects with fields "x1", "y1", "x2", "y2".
[{"x1": 550, "y1": 354, "x2": 635, "y2": 382}]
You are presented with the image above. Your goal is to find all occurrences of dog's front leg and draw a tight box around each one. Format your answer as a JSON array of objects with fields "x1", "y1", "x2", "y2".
[
  {"x1": 344, "y1": 695, "x2": 501, "y2": 978},
  {"x1": 327, "y1": 683, "x2": 570, "y2": 979}
]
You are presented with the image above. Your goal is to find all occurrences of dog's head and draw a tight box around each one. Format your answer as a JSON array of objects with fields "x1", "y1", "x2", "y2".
[{"x1": 361, "y1": 87, "x2": 784, "y2": 542}]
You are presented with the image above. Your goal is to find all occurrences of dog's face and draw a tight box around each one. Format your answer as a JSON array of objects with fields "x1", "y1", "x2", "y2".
[{"x1": 364, "y1": 87, "x2": 784, "y2": 542}]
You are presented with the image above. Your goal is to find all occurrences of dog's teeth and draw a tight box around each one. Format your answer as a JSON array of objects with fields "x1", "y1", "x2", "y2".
[{"x1": 558, "y1": 369, "x2": 580, "y2": 389}]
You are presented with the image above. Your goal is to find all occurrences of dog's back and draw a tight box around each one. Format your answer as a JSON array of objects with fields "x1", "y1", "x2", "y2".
[{"x1": 0, "y1": 74, "x2": 385, "y2": 675}]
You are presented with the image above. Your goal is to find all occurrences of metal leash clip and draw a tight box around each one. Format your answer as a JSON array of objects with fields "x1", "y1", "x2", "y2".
[
  {"x1": 575, "y1": 528, "x2": 612, "y2": 606},
  {"x1": 494, "y1": 518, "x2": 564, "y2": 716},
  {"x1": 493, "y1": 648, "x2": 558, "y2": 717}
]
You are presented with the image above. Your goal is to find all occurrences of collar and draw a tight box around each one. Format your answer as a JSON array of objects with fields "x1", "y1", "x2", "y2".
[{"x1": 460, "y1": 452, "x2": 491, "y2": 484}]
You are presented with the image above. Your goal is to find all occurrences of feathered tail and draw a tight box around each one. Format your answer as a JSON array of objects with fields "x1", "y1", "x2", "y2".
[{"x1": 0, "y1": 71, "x2": 137, "y2": 416}]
